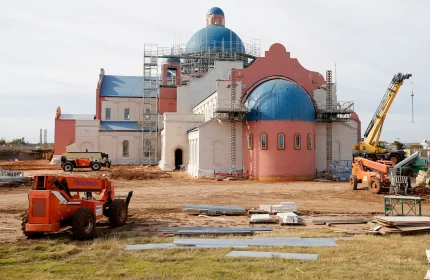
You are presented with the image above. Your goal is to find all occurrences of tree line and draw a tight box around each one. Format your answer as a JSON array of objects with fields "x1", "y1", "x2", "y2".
[{"x1": 0, "y1": 137, "x2": 28, "y2": 146}]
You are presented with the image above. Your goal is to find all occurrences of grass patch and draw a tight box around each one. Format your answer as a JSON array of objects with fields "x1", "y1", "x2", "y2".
[{"x1": 0, "y1": 229, "x2": 429, "y2": 280}]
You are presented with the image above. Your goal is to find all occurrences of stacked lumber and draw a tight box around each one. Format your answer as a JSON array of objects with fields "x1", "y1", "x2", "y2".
[{"x1": 373, "y1": 216, "x2": 430, "y2": 234}]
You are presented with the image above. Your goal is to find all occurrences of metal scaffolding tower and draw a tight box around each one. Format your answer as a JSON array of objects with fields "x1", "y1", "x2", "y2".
[
  {"x1": 315, "y1": 70, "x2": 354, "y2": 179},
  {"x1": 230, "y1": 68, "x2": 237, "y2": 174},
  {"x1": 325, "y1": 70, "x2": 333, "y2": 179},
  {"x1": 142, "y1": 43, "x2": 159, "y2": 164}
]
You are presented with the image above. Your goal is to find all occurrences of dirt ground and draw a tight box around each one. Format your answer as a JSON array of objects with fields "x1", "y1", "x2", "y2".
[{"x1": 1, "y1": 160, "x2": 429, "y2": 244}]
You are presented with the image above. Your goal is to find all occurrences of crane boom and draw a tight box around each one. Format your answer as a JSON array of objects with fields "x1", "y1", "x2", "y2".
[
  {"x1": 363, "y1": 72, "x2": 412, "y2": 141},
  {"x1": 353, "y1": 72, "x2": 411, "y2": 163}
]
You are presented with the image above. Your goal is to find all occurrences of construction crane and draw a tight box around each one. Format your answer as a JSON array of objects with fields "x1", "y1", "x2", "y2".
[{"x1": 353, "y1": 72, "x2": 412, "y2": 164}]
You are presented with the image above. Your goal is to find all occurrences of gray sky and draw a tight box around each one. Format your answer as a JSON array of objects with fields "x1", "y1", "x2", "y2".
[{"x1": 1, "y1": 0, "x2": 429, "y2": 143}]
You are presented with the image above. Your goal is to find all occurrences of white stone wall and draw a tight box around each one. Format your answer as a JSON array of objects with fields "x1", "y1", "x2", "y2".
[
  {"x1": 101, "y1": 97, "x2": 157, "y2": 122},
  {"x1": 192, "y1": 80, "x2": 243, "y2": 122},
  {"x1": 312, "y1": 84, "x2": 338, "y2": 108},
  {"x1": 315, "y1": 120, "x2": 358, "y2": 172},
  {"x1": 158, "y1": 113, "x2": 205, "y2": 171},
  {"x1": 99, "y1": 132, "x2": 142, "y2": 164},
  {"x1": 197, "y1": 121, "x2": 243, "y2": 177},
  {"x1": 187, "y1": 130, "x2": 200, "y2": 177},
  {"x1": 177, "y1": 61, "x2": 243, "y2": 113},
  {"x1": 73, "y1": 120, "x2": 100, "y2": 152}
]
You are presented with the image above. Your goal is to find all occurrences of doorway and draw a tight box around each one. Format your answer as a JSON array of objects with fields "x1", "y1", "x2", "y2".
[{"x1": 174, "y1": 149, "x2": 183, "y2": 170}]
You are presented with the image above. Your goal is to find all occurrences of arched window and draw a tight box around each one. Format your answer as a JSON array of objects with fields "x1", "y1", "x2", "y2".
[
  {"x1": 123, "y1": 140, "x2": 129, "y2": 157},
  {"x1": 308, "y1": 133, "x2": 313, "y2": 150},
  {"x1": 295, "y1": 133, "x2": 301, "y2": 150},
  {"x1": 278, "y1": 133, "x2": 285, "y2": 149},
  {"x1": 261, "y1": 133, "x2": 267, "y2": 150},
  {"x1": 247, "y1": 134, "x2": 253, "y2": 149}
]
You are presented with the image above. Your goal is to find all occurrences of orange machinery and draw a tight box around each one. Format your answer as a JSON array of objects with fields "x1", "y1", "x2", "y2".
[
  {"x1": 350, "y1": 157, "x2": 394, "y2": 194},
  {"x1": 22, "y1": 175, "x2": 132, "y2": 240}
]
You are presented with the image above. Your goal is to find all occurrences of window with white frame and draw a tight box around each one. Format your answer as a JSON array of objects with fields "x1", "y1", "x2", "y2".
[
  {"x1": 278, "y1": 133, "x2": 285, "y2": 149},
  {"x1": 308, "y1": 133, "x2": 313, "y2": 150},
  {"x1": 124, "y1": 108, "x2": 130, "y2": 120},
  {"x1": 105, "y1": 108, "x2": 111, "y2": 120},
  {"x1": 295, "y1": 133, "x2": 301, "y2": 149},
  {"x1": 261, "y1": 133, "x2": 267, "y2": 150},
  {"x1": 247, "y1": 134, "x2": 253, "y2": 149}
]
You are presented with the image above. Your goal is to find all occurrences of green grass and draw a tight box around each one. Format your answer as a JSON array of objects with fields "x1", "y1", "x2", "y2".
[{"x1": 0, "y1": 230, "x2": 429, "y2": 280}]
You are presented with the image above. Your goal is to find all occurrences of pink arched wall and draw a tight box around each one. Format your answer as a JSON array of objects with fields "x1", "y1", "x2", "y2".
[{"x1": 244, "y1": 120, "x2": 315, "y2": 181}]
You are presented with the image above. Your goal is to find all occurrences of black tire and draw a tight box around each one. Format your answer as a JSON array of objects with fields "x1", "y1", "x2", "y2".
[
  {"x1": 91, "y1": 162, "x2": 101, "y2": 171},
  {"x1": 389, "y1": 153, "x2": 402, "y2": 164},
  {"x1": 108, "y1": 199, "x2": 128, "y2": 228},
  {"x1": 63, "y1": 162, "x2": 73, "y2": 172},
  {"x1": 72, "y1": 207, "x2": 96, "y2": 240},
  {"x1": 367, "y1": 154, "x2": 378, "y2": 161},
  {"x1": 369, "y1": 178, "x2": 382, "y2": 194},
  {"x1": 350, "y1": 175, "x2": 358, "y2": 190},
  {"x1": 21, "y1": 211, "x2": 44, "y2": 239}
]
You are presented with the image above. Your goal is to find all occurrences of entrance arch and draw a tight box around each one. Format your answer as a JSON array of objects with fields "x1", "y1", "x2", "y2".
[{"x1": 174, "y1": 148, "x2": 183, "y2": 170}]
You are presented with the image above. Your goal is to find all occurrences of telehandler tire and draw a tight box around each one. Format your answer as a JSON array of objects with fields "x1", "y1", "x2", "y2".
[
  {"x1": 62, "y1": 162, "x2": 73, "y2": 172},
  {"x1": 369, "y1": 178, "x2": 382, "y2": 194},
  {"x1": 108, "y1": 199, "x2": 128, "y2": 228},
  {"x1": 72, "y1": 207, "x2": 96, "y2": 240},
  {"x1": 21, "y1": 211, "x2": 44, "y2": 239},
  {"x1": 91, "y1": 161, "x2": 101, "y2": 171},
  {"x1": 350, "y1": 175, "x2": 358, "y2": 190}
]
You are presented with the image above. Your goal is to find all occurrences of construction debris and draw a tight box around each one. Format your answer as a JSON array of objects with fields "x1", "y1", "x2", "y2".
[
  {"x1": 0, "y1": 169, "x2": 26, "y2": 183},
  {"x1": 312, "y1": 218, "x2": 373, "y2": 225},
  {"x1": 370, "y1": 216, "x2": 430, "y2": 234},
  {"x1": 250, "y1": 214, "x2": 279, "y2": 224},
  {"x1": 182, "y1": 204, "x2": 247, "y2": 216},
  {"x1": 226, "y1": 250, "x2": 318, "y2": 260},
  {"x1": 256, "y1": 202, "x2": 297, "y2": 214},
  {"x1": 277, "y1": 212, "x2": 304, "y2": 225}
]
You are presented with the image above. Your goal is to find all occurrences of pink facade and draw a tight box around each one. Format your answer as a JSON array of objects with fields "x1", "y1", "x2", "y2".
[
  {"x1": 54, "y1": 107, "x2": 76, "y2": 154},
  {"x1": 243, "y1": 121, "x2": 315, "y2": 181},
  {"x1": 236, "y1": 43, "x2": 325, "y2": 98},
  {"x1": 351, "y1": 112, "x2": 361, "y2": 143}
]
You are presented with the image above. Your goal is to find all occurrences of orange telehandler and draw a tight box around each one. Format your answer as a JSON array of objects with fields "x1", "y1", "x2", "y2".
[
  {"x1": 21, "y1": 175, "x2": 132, "y2": 240},
  {"x1": 350, "y1": 157, "x2": 394, "y2": 194}
]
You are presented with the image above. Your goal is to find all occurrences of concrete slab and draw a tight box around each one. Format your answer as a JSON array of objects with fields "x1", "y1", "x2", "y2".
[{"x1": 226, "y1": 250, "x2": 318, "y2": 260}]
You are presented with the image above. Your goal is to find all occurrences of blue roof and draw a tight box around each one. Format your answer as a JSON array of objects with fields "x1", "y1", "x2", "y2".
[
  {"x1": 186, "y1": 26, "x2": 245, "y2": 54},
  {"x1": 100, "y1": 75, "x2": 157, "y2": 97},
  {"x1": 164, "y1": 57, "x2": 181, "y2": 63},
  {"x1": 246, "y1": 79, "x2": 315, "y2": 122},
  {"x1": 100, "y1": 121, "x2": 143, "y2": 131},
  {"x1": 207, "y1": 7, "x2": 224, "y2": 16}
]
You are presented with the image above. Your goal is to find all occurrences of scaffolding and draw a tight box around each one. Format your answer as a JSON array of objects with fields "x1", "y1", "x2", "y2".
[
  {"x1": 142, "y1": 43, "x2": 159, "y2": 165},
  {"x1": 140, "y1": 39, "x2": 259, "y2": 165},
  {"x1": 230, "y1": 68, "x2": 237, "y2": 174},
  {"x1": 315, "y1": 70, "x2": 354, "y2": 179}
]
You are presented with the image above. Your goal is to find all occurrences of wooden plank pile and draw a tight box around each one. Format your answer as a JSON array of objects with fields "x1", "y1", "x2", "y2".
[{"x1": 373, "y1": 216, "x2": 430, "y2": 234}]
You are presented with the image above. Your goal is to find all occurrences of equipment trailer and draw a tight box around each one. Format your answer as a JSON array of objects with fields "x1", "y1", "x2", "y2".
[{"x1": 22, "y1": 175, "x2": 132, "y2": 240}]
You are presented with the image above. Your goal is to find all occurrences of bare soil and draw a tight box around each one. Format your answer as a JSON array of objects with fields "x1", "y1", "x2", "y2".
[{"x1": 1, "y1": 160, "x2": 429, "y2": 244}]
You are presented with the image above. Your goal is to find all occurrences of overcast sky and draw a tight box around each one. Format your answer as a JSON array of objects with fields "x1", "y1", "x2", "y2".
[{"x1": 1, "y1": 0, "x2": 429, "y2": 143}]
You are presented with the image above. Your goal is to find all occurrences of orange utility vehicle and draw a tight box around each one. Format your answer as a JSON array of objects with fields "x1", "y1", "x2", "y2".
[
  {"x1": 60, "y1": 152, "x2": 111, "y2": 172},
  {"x1": 22, "y1": 175, "x2": 132, "y2": 240},
  {"x1": 350, "y1": 157, "x2": 393, "y2": 194}
]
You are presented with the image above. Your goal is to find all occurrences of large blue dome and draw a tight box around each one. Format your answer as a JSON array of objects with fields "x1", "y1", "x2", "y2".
[
  {"x1": 186, "y1": 26, "x2": 245, "y2": 53},
  {"x1": 246, "y1": 79, "x2": 315, "y2": 122}
]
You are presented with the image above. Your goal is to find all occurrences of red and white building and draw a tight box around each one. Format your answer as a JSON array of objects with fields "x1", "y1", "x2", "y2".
[{"x1": 54, "y1": 7, "x2": 361, "y2": 180}]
